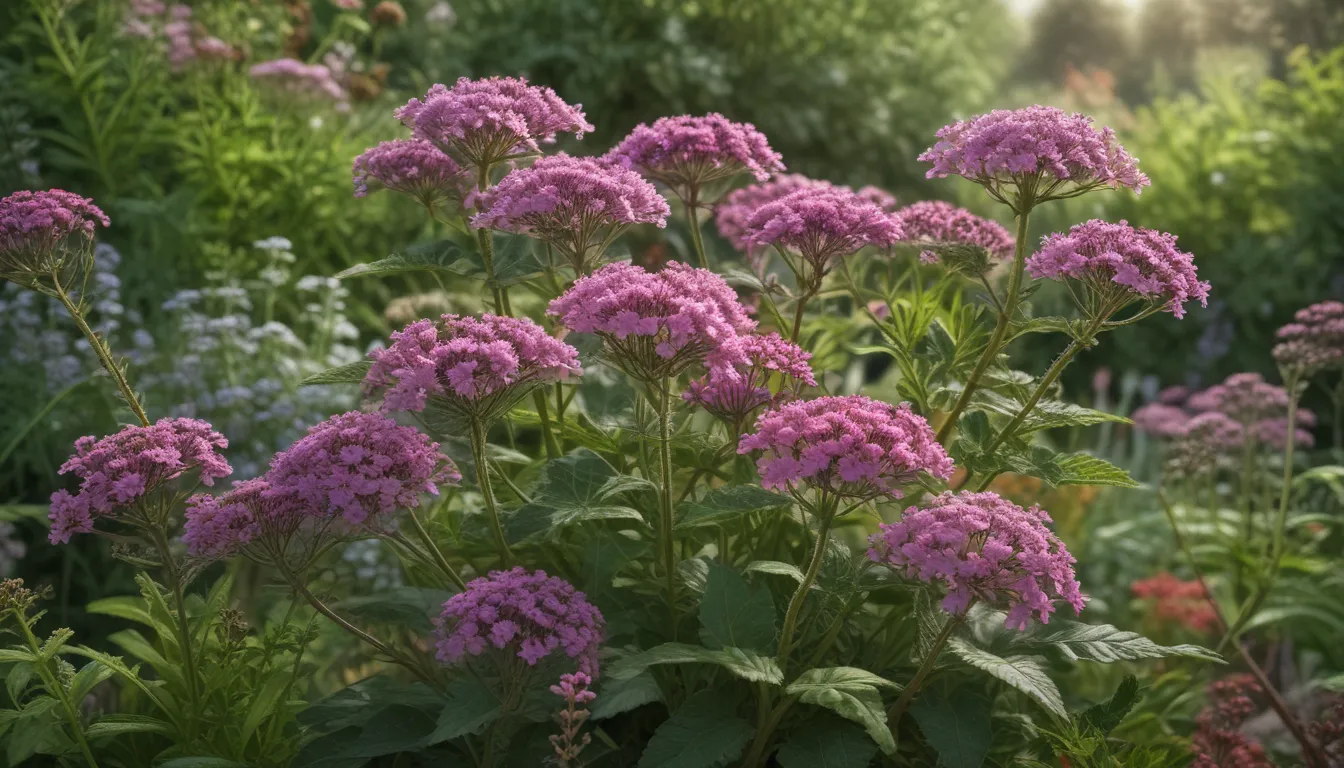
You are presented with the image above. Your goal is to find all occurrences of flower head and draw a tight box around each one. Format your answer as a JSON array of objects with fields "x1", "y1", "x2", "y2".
[
  {"x1": 1027, "y1": 219, "x2": 1209, "y2": 319},
  {"x1": 396, "y1": 77, "x2": 593, "y2": 170},
  {"x1": 738, "y1": 395, "x2": 952, "y2": 499},
  {"x1": 435, "y1": 567, "x2": 604, "y2": 676},
  {"x1": 471, "y1": 154, "x2": 670, "y2": 273},
  {"x1": 920, "y1": 106, "x2": 1149, "y2": 205},
  {"x1": 547, "y1": 261, "x2": 755, "y2": 383},
  {"x1": 183, "y1": 478, "x2": 302, "y2": 560},
  {"x1": 867, "y1": 491, "x2": 1086, "y2": 629},
  {"x1": 249, "y1": 58, "x2": 345, "y2": 101},
  {"x1": 1187, "y1": 372, "x2": 1300, "y2": 427},
  {"x1": 1131, "y1": 572, "x2": 1219, "y2": 634},
  {"x1": 266, "y1": 411, "x2": 459, "y2": 528},
  {"x1": 1130, "y1": 402, "x2": 1191, "y2": 438},
  {"x1": 605, "y1": 114, "x2": 784, "y2": 199},
  {"x1": 683, "y1": 333, "x2": 815, "y2": 428},
  {"x1": 892, "y1": 200, "x2": 1013, "y2": 267},
  {"x1": 365, "y1": 314, "x2": 582, "y2": 422},
  {"x1": 855, "y1": 185, "x2": 899, "y2": 213},
  {"x1": 1273, "y1": 300, "x2": 1344, "y2": 376},
  {"x1": 741, "y1": 186, "x2": 902, "y2": 287},
  {"x1": 48, "y1": 418, "x2": 231, "y2": 544},
  {"x1": 1163, "y1": 411, "x2": 1245, "y2": 479},
  {"x1": 352, "y1": 139, "x2": 471, "y2": 210},
  {"x1": 715, "y1": 174, "x2": 831, "y2": 275},
  {"x1": 1, "y1": 189, "x2": 109, "y2": 288}
]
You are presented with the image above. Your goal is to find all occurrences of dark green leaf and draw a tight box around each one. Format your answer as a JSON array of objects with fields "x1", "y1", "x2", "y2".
[
  {"x1": 331, "y1": 587, "x2": 454, "y2": 632},
  {"x1": 300, "y1": 360, "x2": 371, "y2": 386},
  {"x1": 608, "y1": 642, "x2": 782, "y2": 685},
  {"x1": 947, "y1": 637, "x2": 1066, "y2": 718},
  {"x1": 637, "y1": 691, "x2": 754, "y2": 768},
  {"x1": 698, "y1": 562, "x2": 777, "y2": 653},
  {"x1": 776, "y1": 715, "x2": 878, "y2": 768},
  {"x1": 429, "y1": 676, "x2": 502, "y2": 743},
  {"x1": 1022, "y1": 621, "x2": 1223, "y2": 664},
  {"x1": 675, "y1": 485, "x2": 793, "y2": 530},
  {"x1": 158, "y1": 759, "x2": 251, "y2": 768},
  {"x1": 1083, "y1": 675, "x2": 1142, "y2": 735},
  {"x1": 335, "y1": 239, "x2": 473, "y2": 279},
  {"x1": 85, "y1": 714, "x2": 174, "y2": 738},
  {"x1": 505, "y1": 449, "x2": 649, "y2": 542},
  {"x1": 785, "y1": 667, "x2": 899, "y2": 755},
  {"x1": 910, "y1": 687, "x2": 992, "y2": 768},
  {"x1": 591, "y1": 670, "x2": 663, "y2": 720}
]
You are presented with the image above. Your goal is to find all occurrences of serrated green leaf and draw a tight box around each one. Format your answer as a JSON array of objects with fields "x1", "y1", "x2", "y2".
[
  {"x1": 1022, "y1": 621, "x2": 1223, "y2": 663},
  {"x1": 86, "y1": 714, "x2": 174, "y2": 738},
  {"x1": 335, "y1": 240, "x2": 472, "y2": 279},
  {"x1": 971, "y1": 391, "x2": 1129, "y2": 433},
  {"x1": 608, "y1": 642, "x2": 782, "y2": 685},
  {"x1": 637, "y1": 691, "x2": 754, "y2": 768},
  {"x1": 947, "y1": 637, "x2": 1066, "y2": 718},
  {"x1": 591, "y1": 670, "x2": 663, "y2": 720},
  {"x1": 300, "y1": 360, "x2": 371, "y2": 386},
  {"x1": 1053, "y1": 453, "x2": 1141, "y2": 488},
  {"x1": 38, "y1": 627, "x2": 73, "y2": 661},
  {"x1": 505, "y1": 449, "x2": 650, "y2": 542},
  {"x1": 775, "y1": 714, "x2": 878, "y2": 768},
  {"x1": 6, "y1": 662, "x2": 34, "y2": 701},
  {"x1": 1083, "y1": 675, "x2": 1141, "y2": 735},
  {"x1": 69, "y1": 660, "x2": 115, "y2": 703},
  {"x1": 676, "y1": 485, "x2": 793, "y2": 530},
  {"x1": 698, "y1": 562, "x2": 777, "y2": 653},
  {"x1": 786, "y1": 667, "x2": 899, "y2": 755},
  {"x1": 428, "y1": 676, "x2": 501, "y2": 743},
  {"x1": 910, "y1": 687, "x2": 992, "y2": 768}
]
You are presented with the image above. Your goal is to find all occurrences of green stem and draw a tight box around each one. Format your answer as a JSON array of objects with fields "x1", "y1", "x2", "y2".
[
  {"x1": 533, "y1": 390, "x2": 561, "y2": 460},
  {"x1": 405, "y1": 507, "x2": 467, "y2": 591},
  {"x1": 981, "y1": 321, "x2": 1102, "y2": 458},
  {"x1": 684, "y1": 191, "x2": 709, "y2": 270},
  {"x1": 935, "y1": 207, "x2": 1032, "y2": 444},
  {"x1": 290, "y1": 578, "x2": 433, "y2": 683},
  {"x1": 147, "y1": 527, "x2": 201, "y2": 731},
  {"x1": 13, "y1": 609, "x2": 99, "y2": 768},
  {"x1": 470, "y1": 418, "x2": 513, "y2": 566},
  {"x1": 53, "y1": 278, "x2": 150, "y2": 426},
  {"x1": 789, "y1": 288, "x2": 811, "y2": 343},
  {"x1": 653, "y1": 380, "x2": 678, "y2": 626},
  {"x1": 886, "y1": 612, "x2": 963, "y2": 731},
  {"x1": 775, "y1": 495, "x2": 836, "y2": 672}
]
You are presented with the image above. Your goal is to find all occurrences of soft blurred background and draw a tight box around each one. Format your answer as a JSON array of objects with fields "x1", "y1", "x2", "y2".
[{"x1": 1, "y1": 0, "x2": 1342, "y2": 690}]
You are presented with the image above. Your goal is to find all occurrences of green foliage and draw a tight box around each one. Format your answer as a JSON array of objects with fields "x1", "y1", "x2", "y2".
[{"x1": 637, "y1": 691, "x2": 755, "y2": 768}]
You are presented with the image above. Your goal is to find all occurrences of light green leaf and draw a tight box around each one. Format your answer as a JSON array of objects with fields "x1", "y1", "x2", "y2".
[
  {"x1": 428, "y1": 676, "x2": 501, "y2": 743},
  {"x1": 86, "y1": 714, "x2": 175, "y2": 738},
  {"x1": 86, "y1": 596, "x2": 156, "y2": 627},
  {"x1": 947, "y1": 637, "x2": 1066, "y2": 718},
  {"x1": 335, "y1": 240, "x2": 472, "y2": 280},
  {"x1": 699, "y1": 562, "x2": 777, "y2": 653},
  {"x1": 240, "y1": 672, "x2": 292, "y2": 745},
  {"x1": 775, "y1": 715, "x2": 878, "y2": 768},
  {"x1": 910, "y1": 687, "x2": 992, "y2": 768},
  {"x1": 745, "y1": 561, "x2": 806, "y2": 584},
  {"x1": 0, "y1": 649, "x2": 35, "y2": 665},
  {"x1": 786, "y1": 667, "x2": 899, "y2": 755},
  {"x1": 69, "y1": 660, "x2": 115, "y2": 703},
  {"x1": 1053, "y1": 453, "x2": 1141, "y2": 488},
  {"x1": 675, "y1": 485, "x2": 793, "y2": 530},
  {"x1": 971, "y1": 391, "x2": 1128, "y2": 433},
  {"x1": 637, "y1": 691, "x2": 754, "y2": 768},
  {"x1": 1022, "y1": 621, "x2": 1223, "y2": 664},
  {"x1": 608, "y1": 642, "x2": 782, "y2": 685},
  {"x1": 300, "y1": 360, "x2": 371, "y2": 386}
]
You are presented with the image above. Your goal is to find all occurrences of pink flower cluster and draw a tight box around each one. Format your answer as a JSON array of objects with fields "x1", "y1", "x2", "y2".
[
  {"x1": 265, "y1": 411, "x2": 459, "y2": 527},
  {"x1": 855, "y1": 185, "x2": 900, "y2": 213},
  {"x1": 471, "y1": 154, "x2": 670, "y2": 272},
  {"x1": 1129, "y1": 402, "x2": 1192, "y2": 438},
  {"x1": 867, "y1": 491, "x2": 1086, "y2": 630},
  {"x1": 48, "y1": 418, "x2": 232, "y2": 544},
  {"x1": 683, "y1": 333, "x2": 816, "y2": 427},
  {"x1": 1190, "y1": 675, "x2": 1273, "y2": 768},
  {"x1": 249, "y1": 59, "x2": 345, "y2": 101},
  {"x1": 1274, "y1": 300, "x2": 1344, "y2": 375},
  {"x1": 365, "y1": 314, "x2": 582, "y2": 415},
  {"x1": 605, "y1": 114, "x2": 784, "y2": 196},
  {"x1": 352, "y1": 139, "x2": 471, "y2": 208},
  {"x1": 183, "y1": 478, "x2": 299, "y2": 560},
  {"x1": 738, "y1": 395, "x2": 952, "y2": 498},
  {"x1": 547, "y1": 261, "x2": 756, "y2": 382},
  {"x1": 1, "y1": 189, "x2": 110, "y2": 276},
  {"x1": 919, "y1": 106, "x2": 1149, "y2": 199},
  {"x1": 1135, "y1": 373, "x2": 1315, "y2": 465},
  {"x1": 1026, "y1": 219, "x2": 1209, "y2": 318},
  {"x1": 741, "y1": 186, "x2": 903, "y2": 283},
  {"x1": 1187, "y1": 372, "x2": 1314, "y2": 449},
  {"x1": 435, "y1": 567, "x2": 605, "y2": 676},
  {"x1": 715, "y1": 174, "x2": 829, "y2": 254},
  {"x1": 396, "y1": 77, "x2": 593, "y2": 169},
  {"x1": 550, "y1": 671, "x2": 596, "y2": 764},
  {"x1": 891, "y1": 200, "x2": 1013, "y2": 265},
  {"x1": 1130, "y1": 572, "x2": 1219, "y2": 634},
  {"x1": 122, "y1": 2, "x2": 232, "y2": 69}
]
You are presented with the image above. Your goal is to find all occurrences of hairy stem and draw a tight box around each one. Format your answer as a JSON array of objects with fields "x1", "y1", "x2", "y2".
[
  {"x1": 886, "y1": 612, "x2": 963, "y2": 731},
  {"x1": 775, "y1": 493, "x2": 836, "y2": 672},
  {"x1": 291, "y1": 579, "x2": 433, "y2": 683},
  {"x1": 53, "y1": 277, "x2": 150, "y2": 426},
  {"x1": 13, "y1": 609, "x2": 99, "y2": 768},
  {"x1": 147, "y1": 527, "x2": 201, "y2": 730},
  {"x1": 470, "y1": 417, "x2": 513, "y2": 566}
]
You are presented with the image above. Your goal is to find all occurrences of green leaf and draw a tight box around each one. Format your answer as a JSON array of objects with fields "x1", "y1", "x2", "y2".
[
  {"x1": 675, "y1": 485, "x2": 793, "y2": 530},
  {"x1": 1083, "y1": 675, "x2": 1142, "y2": 735},
  {"x1": 240, "y1": 671, "x2": 292, "y2": 745},
  {"x1": 1021, "y1": 621, "x2": 1223, "y2": 664},
  {"x1": 786, "y1": 667, "x2": 899, "y2": 755},
  {"x1": 85, "y1": 596, "x2": 156, "y2": 627},
  {"x1": 5, "y1": 662, "x2": 34, "y2": 702},
  {"x1": 428, "y1": 676, "x2": 502, "y2": 743},
  {"x1": 300, "y1": 359, "x2": 371, "y2": 386},
  {"x1": 85, "y1": 714, "x2": 175, "y2": 738},
  {"x1": 0, "y1": 505, "x2": 49, "y2": 523},
  {"x1": 590, "y1": 671, "x2": 663, "y2": 720},
  {"x1": 1009, "y1": 316, "x2": 1076, "y2": 340},
  {"x1": 109, "y1": 629, "x2": 184, "y2": 690},
  {"x1": 745, "y1": 560, "x2": 807, "y2": 584},
  {"x1": 332, "y1": 587, "x2": 454, "y2": 632},
  {"x1": 698, "y1": 562, "x2": 777, "y2": 653},
  {"x1": 910, "y1": 687, "x2": 992, "y2": 768},
  {"x1": 637, "y1": 691, "x2": 754, "y2": 768},
  {"x1": 505, "y1": 449, "x2": 649, "y2": 542},
  {"x1": 335, "y1": 240, "x2": 472, "y2": 279},
  {"x1": 69, "y1": 660, "x2": 115, "y2": 703},
  {"x1": 0, "y1": 649, "x2": 35, "y2": 665},
  {"x1": 38, "y1": 627, "x2": 74, "y2": 661},
  {"x1": 775, "y1": 715, "x2": 878, "y2": 768},
  {"x1": 1053, "y1": 453, "x2": 1141, "y2": 488},
  {"x1": 158, "y1": 759, "x2": 251, "y2": 768},
  {"x1": 297, "y1": 676, "x2": 442, "y2": 733},
  {"x1": 946, "y1": 637, "x2": 1066, "y2": 719},
  {"x1": 608, "y1": 643, "x2": 783, "y2": 685}
]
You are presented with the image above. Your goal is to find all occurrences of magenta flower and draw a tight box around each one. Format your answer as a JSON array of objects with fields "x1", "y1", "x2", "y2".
[
  {"x1": 683, "y1": 332, "x2": 816, "y2": 429},
  {"x1": 715, "y1": 174, "x2": 831, "y2": 274},
  {"x1": 1184, "y1": 373, "x2": 1314, "y2": 452},
  {"x1": 892, "y1": 200, "x2": 1013, "y2": 266},
  {"x1": 1, "y1": 189, "x2": 109, "y2": 285},
  {"x1": 249, "y1": 58, "x2": 345, "y2": 101},
  {"x1": 352, "y1": 138, "x2": 471, "y2": 210},
  {"x1": 47, "y1": 418, "x2": 232, "y2": 544},
  {"x1": 1130, "y1": 402, "x2": 1192, "y2": 439},
  {"x1": 266, "y1": 411, "x2": 459, "y2": 528},
  {"x1": 1273, "y1": 300, "x2": 1344, "y2": 376},
  {"x1": 435, "y1": 567, "x2": 605, "y2": 677},
  {"x1": 1027, "y1": 220, "x2": 1209, "y2": 319},
  {"x1": 604, "y1": 114, "x2": 784, "y2": 200},
  {"x1": 547, "y1": 261, "x2": 756, "y2": 383},
  {"x1": 741, "y1": 186, "x2": 902, "y2": 290},
  {"x1": 919, "y1": 106, "x2": 1149, "y2": 207},
  {"x1": 183, "y1": 478, "x2": 302, "y2": 561},
  {"x1": 868, "y1": 491, "x2": 1086, "y2": 630},
  {"x1": 396, "y1": 77, "x2": 593, "y2": 171},
  {"x1": 471, "y1": 153, "x2": 670, "y2": 273},
  {"x1": 738, "y1": 395, "x2": 953, "y2": 500},
  {"x1": 365, "y1": 314, "x2": 582, "y2": 422}
]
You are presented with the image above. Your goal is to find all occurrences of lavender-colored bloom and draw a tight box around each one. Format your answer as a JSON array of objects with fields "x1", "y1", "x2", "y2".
[
  {"x1": 855, "y1": 185, "x2": 899, "y2": 213},
  {"x1": 1187, "y1": 372, "x2": 1293, "y2": 425},
  {"x1": 547, "y1": 261, "x2": 756, "y2": 383},
  {"x1": 48, "y1": 418, "x2": 232, "y2": 544},
  {"x1": 868, "y1": 491, "x2": 1086, "y2": 630},
  {"x1": 1273, "y1": 301, "x2": 1344, "y2": 376},
  {"x1": 715, "y1": 174, "x2": 830, "y2": 253},
  {"x1": 1165, "y1": 412, "x2": 1245, "y2": 478},
  {"x1": 183, "y1": 478, "x2": 297, "y2": 560},
  {"x1": 352, "y1": 139, "x2": 471, "y2": 209},
  {"x1": 1130, "y1": 403, "x2": 1191, "y2": 439},
  {"x1": 365, "y1": 314, "x2": 582, "y2": 421},
  {"x1": 683, "y1": 333, "x2": 815, "y2": 428},
  {"x1": 1, "y1": 189, "x2": 109, "y2": 284},
  {"x1": 435, "y1": 567, "x2": 605, "y2": 677},
  {"x1": 738, "y1": 395, "x2": 953, "y2": 500},
  {"x1": 604, "y1": 113, "x2": 784, "y2": 200},
  {"x1": 741, "y1": 186, "x2": 902, "y2": 288},
  {"x1": 249, "y1": 59, "x2": 345, "y2": 101},
  {"x1": 920, "y1": 106, "x2": 1149, "y2": 205},
  {"x1": 471, "y1": 154, "x2": 670, "y2": 273},
  {"x1": 1027, "y1": 220, "x2": 1209, "y2": 319},
  {"x1": 266, "y1": 411, "x2": 460, "y2": 528},
  {"x1": 396, "y1": 77, "x2": 592, "y2": 170},
  {"x1": 892, "y1": 200, "x2": 1013, "y2": 266}
]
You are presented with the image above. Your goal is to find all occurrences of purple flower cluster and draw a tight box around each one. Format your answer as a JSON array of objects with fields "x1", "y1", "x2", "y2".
[
  {"x1": 683, "y1": 333, "x2": 815, "y2": 427},
  {"x1": 1273, "y1": 300, "x2": 1344, "y2": 375},
  {"x1": 919, "y1": 106, "x2": 1149, "y2": 202},
  {"x1": 891, "y1": 200, "x2": 1013, "y2": 265},
  {"x1": 365, "y1": 314, "x2": 582, "y2": 416},
  {"x1": 396, "y1": 77, "x2": 593, "y2": 170},
  {"x1": 48, "y1": 418, "x2": 232, "y2": 544},
  {"x1": 1136, "y1": 373, "x2": 1315, "y2": 458},
  {"x1": 715, "y1": 174, "x2": 829, "y2": 253},
  {"x1": 1187, "y1": 372, "x2": 1296, "y2": 426},
  {"x1": 352, "y1": 139, "x2": 471, "y2": 209},
  {"x1": 855, "y1": 185, "x2": 900, "y2": 213},
  {"x1": 435, "y1": 567, "x2": 605, "y2": 676},
  {"x1": 737, "y1": 395, "x2": 953, "y2": 499},
  {"x1": 741, "y1": 186, "x2": 903, "y2": 285},
  {"x1": 1027, "y1": 219, "x2": 1209, "y2": 319},
  {"x1": 605, "y1": 114, "x2": 784, "y2": 198},
  {"x1": 183, "y1": 478, "x2": 298, "y2": 560},
  {"x1": 471, "y1": 154, "x2": 670, "y2": 273},
  {"x1": 1, "y1": 189, "x2": 110, "y2": 281},
  {"x1": 1130, "y1": 402, "x2": 1191, "y2": 438},
  {"x1": 265, "y1": 411, "x2": 459, "y2": 528},
  {"x1": 547, "y1": 261, "x2": 756, "y2": 382},
  {"x1": 249, "y1": 59, "x2": 345, "y2": 101},
  {"x1": 867, "y1": 491, "x2": 1086, "y2": 630}
]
